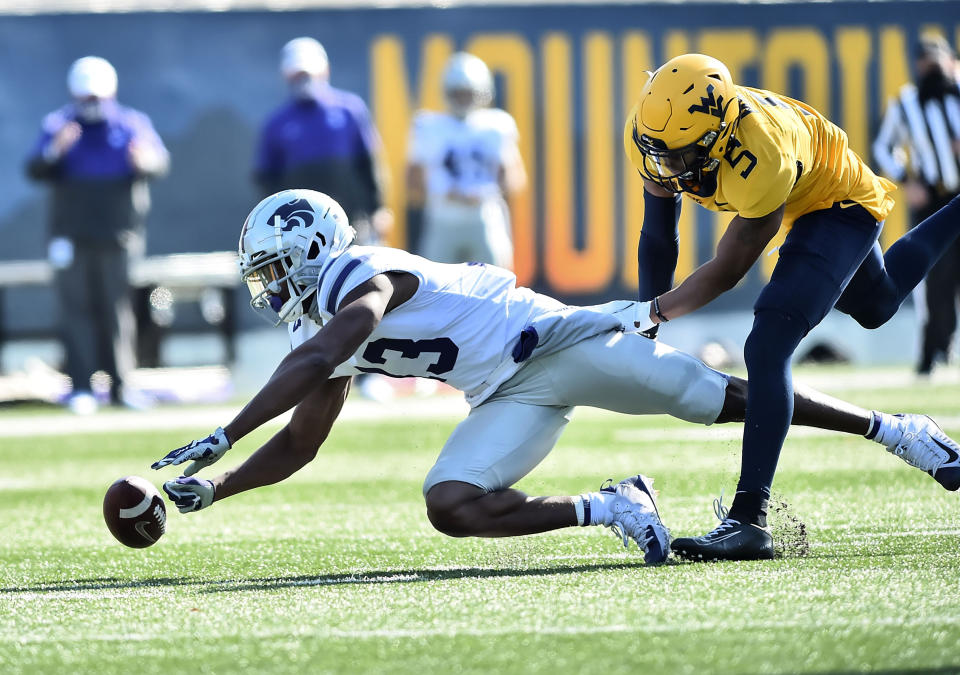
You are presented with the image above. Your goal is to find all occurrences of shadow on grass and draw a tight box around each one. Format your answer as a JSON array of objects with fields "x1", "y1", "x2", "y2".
[
  {"x1": 0, "y1": 576, "x2": 202, "y2": 594},
  {"x1": 1, "y1": 561, "x2": 656, "y2": 595},
  {"x1": 200, "y1": 560, "x2": 655, "y2": 593}
]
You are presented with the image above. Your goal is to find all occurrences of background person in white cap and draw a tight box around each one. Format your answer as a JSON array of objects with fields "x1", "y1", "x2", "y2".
[
  {"x1": 25, "y1": 56, "x2": 170, "y2": 414},
  {"x1": 254, "y1": 37, "x2": 395, "y2": 401},
  {"x1": 254, "y1": 37, "x2": 392, "y2": 249}
]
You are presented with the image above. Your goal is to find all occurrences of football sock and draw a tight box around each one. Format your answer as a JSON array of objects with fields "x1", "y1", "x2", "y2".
[
  {"x1": 736, "y1": 308, "x2": 807, "y2": 520},
  {"x1": 637, "y1": 190, "x2": 682, "y2": 300},
  {"x1": 575, "y1": 491, "x2": 618, "y2": 526},
  {"x1": 865, "y1": 411, "x2": 903, "y2": 447},
  {"x1": 574, "y1": 495, "x2": 588, "y2": 526}
]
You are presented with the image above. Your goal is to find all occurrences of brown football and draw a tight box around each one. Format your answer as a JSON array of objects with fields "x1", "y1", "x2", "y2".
[{"x1": 103, "y1": 476, "x2": 166, "y2": 548}]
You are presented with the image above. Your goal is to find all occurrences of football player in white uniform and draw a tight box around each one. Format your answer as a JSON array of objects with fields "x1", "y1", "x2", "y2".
[
  {"x1": 152, "y1": 190, "x2": 960, "y2": 563},
  {"x1": 406, "y1": 52, "x2": 526, "y2": 269}
]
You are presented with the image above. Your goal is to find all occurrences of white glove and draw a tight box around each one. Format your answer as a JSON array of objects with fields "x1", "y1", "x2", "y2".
[
  {"x1": 163, "y1": 476, "x2": 216, "y2": 513},
  {"x1": 151, "y1": 427, "x2": 231, "y2": 476},
  {"x1": 586, "y1": 300, "x2": 657, "y2": 334}
]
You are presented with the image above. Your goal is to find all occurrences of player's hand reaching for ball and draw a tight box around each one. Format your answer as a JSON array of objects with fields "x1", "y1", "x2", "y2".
[
  {"x1": 151, "y1": 427, "x2": 231, "y2": 476},
  {"x1": 163, "y1": 476, "x2": 215, "y2": 513}
]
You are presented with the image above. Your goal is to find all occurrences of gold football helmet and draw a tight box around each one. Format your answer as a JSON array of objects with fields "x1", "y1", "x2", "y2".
[{"x1": 624, "y1": 53, "x2": 739, "y2": 194}]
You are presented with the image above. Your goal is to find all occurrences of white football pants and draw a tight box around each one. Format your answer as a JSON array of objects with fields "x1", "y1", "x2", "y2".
[
  {"x1": 422, "y1": 331, "x2": 728, "y2": 494},
  {"x1": 420, "y1": 199, "x2": 513, "y2": 269}
]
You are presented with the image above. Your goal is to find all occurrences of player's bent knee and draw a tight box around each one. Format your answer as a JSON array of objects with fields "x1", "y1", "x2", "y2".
[
  {"x1": 424, "y1": 481, "x2": 486, "y2": 538},
  {"x1": 849, "y1": 305, "x2": 894, "y2": 330},
  {"x1": 744, "y1": 310, "x2": 805, "y2": 372}
]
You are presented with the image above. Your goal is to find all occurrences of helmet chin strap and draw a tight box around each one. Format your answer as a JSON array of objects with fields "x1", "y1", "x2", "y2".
[
  {"x1": 273, "y1": 282, "x2": 318, "y2": 324},
  {"x1": 304, "y1": 292, "x2": 321, "y2": 322}
]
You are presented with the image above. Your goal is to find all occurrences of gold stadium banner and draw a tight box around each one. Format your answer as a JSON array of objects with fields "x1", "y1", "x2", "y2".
[{"x1": 371, "y1": 19, "x2": 959, "y2": 299}]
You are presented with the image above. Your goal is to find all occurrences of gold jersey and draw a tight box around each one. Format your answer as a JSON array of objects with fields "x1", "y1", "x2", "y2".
[{"x1": 627, "y1": 85, "x2": 897, "y2": 225}]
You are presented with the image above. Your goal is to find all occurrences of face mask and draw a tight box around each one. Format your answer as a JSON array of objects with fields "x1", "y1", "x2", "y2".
[
  {"x1": 289, "y1": 74, "x2": 321, "y2": 101},
  {"x1": 75, "y1": 99, "x2": 105, "y2": 123},
  {"x1": 918, "y1": 65, "x2": 952, "y2": 101}
]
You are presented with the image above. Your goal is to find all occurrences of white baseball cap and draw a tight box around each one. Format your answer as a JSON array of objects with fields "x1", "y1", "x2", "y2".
[
  {"x1": 280, "y1": 37, "x2": 329, "y2": 78},
  {"x1": 67, "y1": 56, "x2": 118, "y2": 99}
]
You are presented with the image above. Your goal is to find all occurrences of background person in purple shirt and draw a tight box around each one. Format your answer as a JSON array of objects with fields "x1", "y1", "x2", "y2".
[
  {"x1": 255, "y1": 37, "x2": 395, "y2": 402},
  {"x1": 254, "y1": 37, "x2": 392, "y2": 249},
  {"x1": 26, "y1": 56, "x2": 170, "y2": 414}
]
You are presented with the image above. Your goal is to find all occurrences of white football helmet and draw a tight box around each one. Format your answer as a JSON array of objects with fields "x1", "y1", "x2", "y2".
[
  {"x1": 443, "y1": 52, "x2": 493, "y2": 118},
  {"x1": 239, "y1": 189, "x2": 356, "y2": 325}
]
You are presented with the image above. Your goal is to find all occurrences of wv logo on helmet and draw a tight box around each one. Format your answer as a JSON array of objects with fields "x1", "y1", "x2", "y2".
[
  {"x1": 687, "y1": 84, "x2": 725, "y2": 119},
  {"x1": 271, "y1": 198, "x2": 315, "y2": 231}
]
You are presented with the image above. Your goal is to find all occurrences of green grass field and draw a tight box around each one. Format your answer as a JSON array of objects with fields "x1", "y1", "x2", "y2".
[{"x1": 2, "y1": 368, "x2": 959, "y2": 674}]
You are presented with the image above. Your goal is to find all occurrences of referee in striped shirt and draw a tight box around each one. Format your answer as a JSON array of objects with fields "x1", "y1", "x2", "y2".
[{"x1": 874, "y1": 35, "x2": 960, "y2": 375}]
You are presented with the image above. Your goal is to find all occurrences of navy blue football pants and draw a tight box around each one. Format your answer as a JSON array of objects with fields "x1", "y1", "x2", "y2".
[{"x1": 736, "y1": 195, "x2": 960, "y2": 511}]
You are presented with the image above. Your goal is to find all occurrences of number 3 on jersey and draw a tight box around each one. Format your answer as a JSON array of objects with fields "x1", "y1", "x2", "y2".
[{"x1": 356, "y1": 337, "x2": 459, "y2": 381}]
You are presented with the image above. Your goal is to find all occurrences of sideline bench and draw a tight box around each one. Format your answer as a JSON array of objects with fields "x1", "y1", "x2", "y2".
[{"x1": 0, "y1": 251, "x2": 241, "y2": 367}]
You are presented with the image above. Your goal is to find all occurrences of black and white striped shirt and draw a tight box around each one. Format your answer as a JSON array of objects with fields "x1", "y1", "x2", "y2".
[{"x1": 873, "y1": 78, "x2": 960, "y2": 193}]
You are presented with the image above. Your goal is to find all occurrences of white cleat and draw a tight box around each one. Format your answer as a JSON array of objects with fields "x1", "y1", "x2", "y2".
[
  {"x1": 887, "y1": 414, "x2": 960, "y2": 491},
  {"x1": 599, "y1": 474, "x2": 670, "y2": 563}
]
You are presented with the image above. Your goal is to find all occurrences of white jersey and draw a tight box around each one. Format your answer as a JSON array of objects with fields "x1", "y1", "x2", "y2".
[
  {"x1": 407, "y1": 108, "x2": 519, "y2": 205},
  {"x1": 289, "y1": 246, "x2": 572, "y2": 406}
]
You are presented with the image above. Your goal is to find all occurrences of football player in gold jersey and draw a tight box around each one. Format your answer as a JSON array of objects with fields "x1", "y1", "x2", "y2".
[{"x1": 624, "y1": 53, "x2": 960, "y2": 561}]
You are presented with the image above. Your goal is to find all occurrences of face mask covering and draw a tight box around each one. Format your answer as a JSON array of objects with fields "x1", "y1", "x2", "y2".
[
  {"x1": 289, "y1": 74, "x2": 321, "y2": 101},
  {"x1": 918, "y1": 65, "x2": 953, "y2": 102},
  {"x1": 75, "y1": 99, "x2": 106, "y2": 123}
]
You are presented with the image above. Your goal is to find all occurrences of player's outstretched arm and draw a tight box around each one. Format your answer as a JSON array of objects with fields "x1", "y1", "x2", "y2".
[
  {"x1": 222, "y1": 274, "x2": 403, "y2": 446},
  {"x1": 162, "y1": 376, "x2": 351, "y2": 512},
  {"x1": 152, "y1": 272, "x2": 415, "y2": 480},
  {"x1": 655, "y1": 204, "x2": 784, "y2": 322},
  {"x1": 213, "y1": 376, "x2": 352, "y2": 502}
]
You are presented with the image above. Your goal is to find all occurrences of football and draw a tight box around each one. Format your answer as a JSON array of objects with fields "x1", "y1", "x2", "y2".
[{"x1": 102, "y1": 476, "x2": 166, "y2": 548}]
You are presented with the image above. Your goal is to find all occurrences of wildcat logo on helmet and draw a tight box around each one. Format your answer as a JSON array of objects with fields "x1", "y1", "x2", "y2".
[
  {"x1": 687, "y1": 84, "x2": 725, "y2": 119},
  {"x1": 271, "y1": 198, "x2": 315, "y2": 232}
]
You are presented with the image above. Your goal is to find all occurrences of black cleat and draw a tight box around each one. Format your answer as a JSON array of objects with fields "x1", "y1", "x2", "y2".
[{"x1": 671, "y1": 498, "x2": 774, "y2": 562}]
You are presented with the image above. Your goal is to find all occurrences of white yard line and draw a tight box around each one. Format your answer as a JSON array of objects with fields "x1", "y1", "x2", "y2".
[
  {"x1": 6, "y1": 614, "x2": 960, "y2": 644},
  {"x1": 1, "y1": 365, "x2": 958, "y2": 439},
  {"x1": 613, "y1": 416, "x2": 960, "y2": 443}
]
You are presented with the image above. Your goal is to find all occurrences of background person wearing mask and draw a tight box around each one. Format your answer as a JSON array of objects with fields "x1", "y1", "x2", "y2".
[
  {"x1": 26, "y1": 56, "x2": 170, "y2": 414},
  {"x1": 253, "y1": 37, "x2": 392, "y2": 249},
  {"x1": 873, "y1": 35, "x2": 960, "y2": 376}
]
